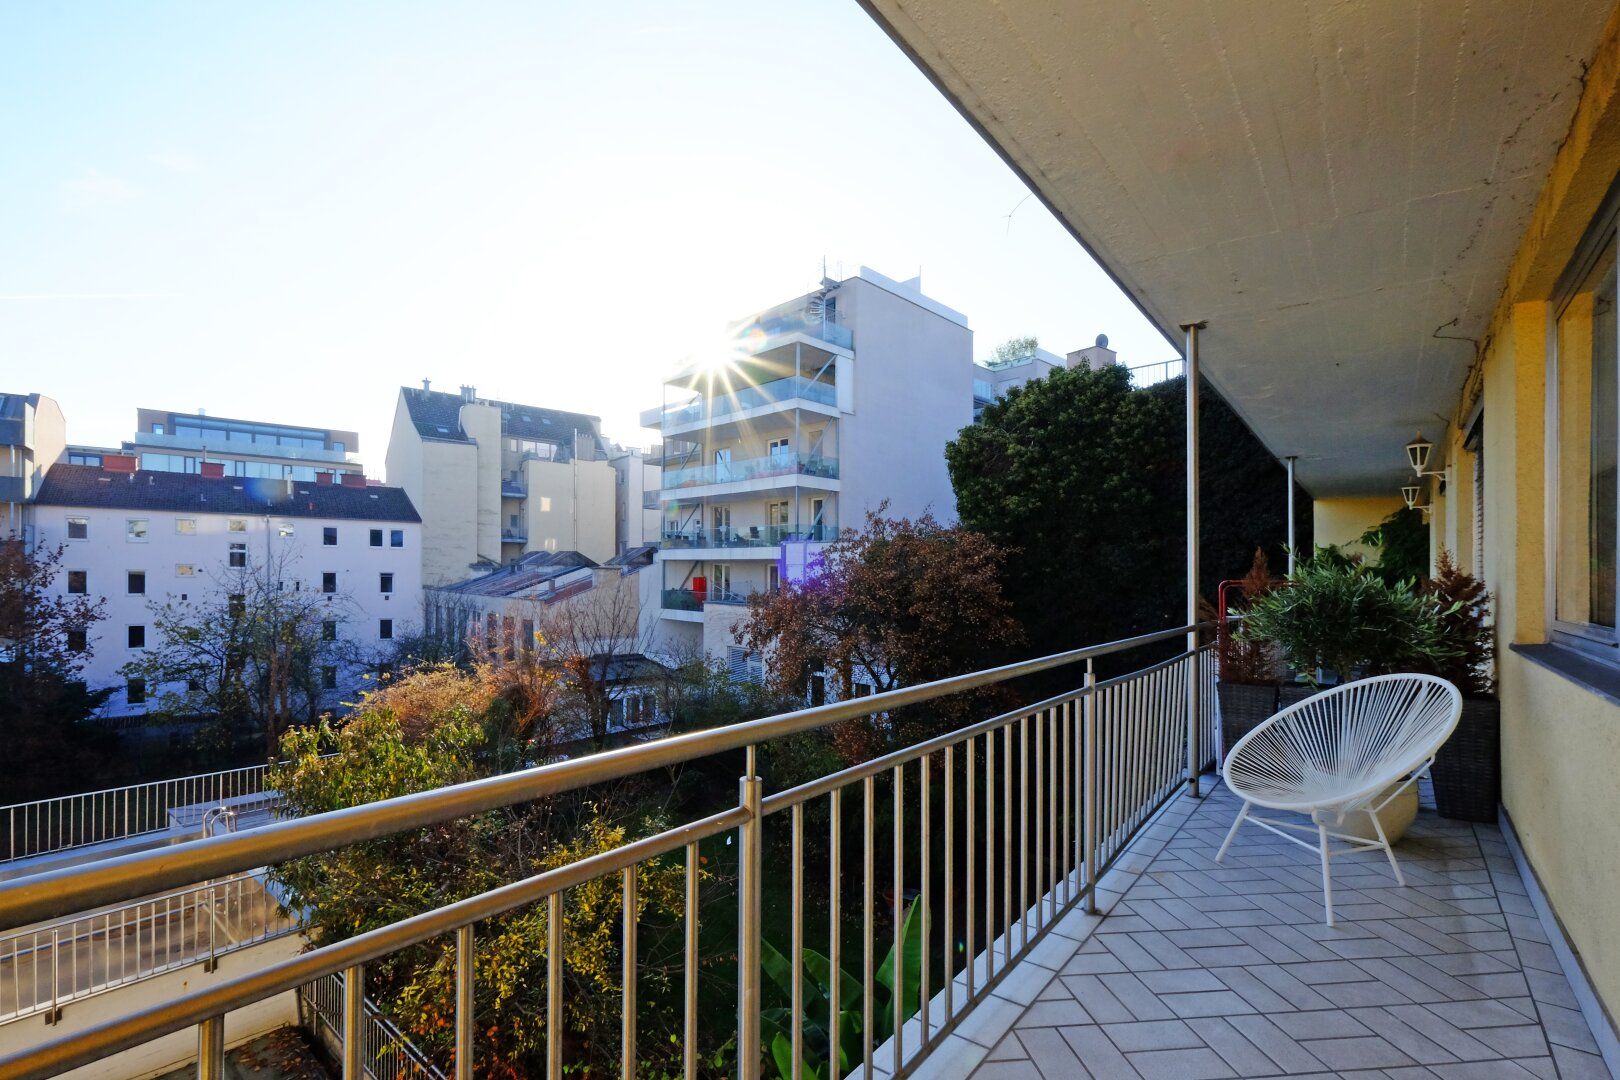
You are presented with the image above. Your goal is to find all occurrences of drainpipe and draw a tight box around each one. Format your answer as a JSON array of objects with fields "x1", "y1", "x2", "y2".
[
  {"x1": 1183, "y1": 322, "x2": 1205, "y2": 798},
  {"x1": 1285, "y1": 456, "x2": 1297, "y2": 574}
]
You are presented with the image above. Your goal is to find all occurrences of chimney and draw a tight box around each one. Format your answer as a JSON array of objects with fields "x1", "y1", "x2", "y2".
[
  {"x1": 340, "y1": 472, "x2": 367, "y2": 488},
  {"x1": 200, "y1": 461, "x2": 225, "y2": 478},
  {"x1": 103, "y1": 454, "x2": 137, "y2": 473},
  {"x1": 460, "y1": 384, "x2": 476, "y2": 403},
  {"x1": 316, "y1": 471, "x2": 335, "y2": 485},
  {"x1": 1066, "y1": 333, "x2": 1118, "y2": 371},
  {"x1": 422, "y1": 378, "x2": 432, "y2": 391}
]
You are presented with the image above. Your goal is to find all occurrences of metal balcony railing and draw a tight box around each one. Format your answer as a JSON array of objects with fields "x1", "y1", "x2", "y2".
[
  {"x1": 0, "y1": 624, "x2": 1216, "y2": 1080},
  {"x1": 1, "y1": 763, "x2": 276, "y2": 865},
  {"x1": 656, "y1": 376, "x2": 838, "y2": 430},
  {"x1": 302, "y1": 970, "x2": 446, "y2": 1080},
  {"x1": 0, "y1": 870, "x2": 299, "y2": 1024},
  {"x1": 662, "y1": 451, "x2": 838, "y2": 491},
  {"x1": 660, "y1": 587, "x2": 703, "y2": 611}
]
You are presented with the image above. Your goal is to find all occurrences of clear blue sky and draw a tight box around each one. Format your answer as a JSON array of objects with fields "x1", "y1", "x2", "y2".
[{"x1": 1, "y1": 1, "x2": 1174, "y2": 463}]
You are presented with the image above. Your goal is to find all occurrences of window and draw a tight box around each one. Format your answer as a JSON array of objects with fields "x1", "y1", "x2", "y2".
[
  {"x1": 808, "y1": 673, "x2": 827, "y2": 706},
  {"x1": 127, "y1": 625, "x2": 145, "y2": 649},
  {"x1": 152, "y1": 423, "x2": 165, "y2": 435},
  {"x1": 321, "y1": 666, "x2": 337, "y2": 690},
  {"x1": 538, "y1": 496, "x2": 552, "y2": 512},
  {"x1": 322, "y1": 572, "x2": 337, "y2": 594},
  {"x1": 66, "y1": 628, "x2": 86, "y2": 653},
  {"x1": 768, "y1": 437, "x2": 791, "y2": 460},
  {"x1": 186, "y1": 677, "x2": 203, "y2": 693},
  {"x1": 321, "y1": 620, "x2": 337, "y2": 641},
  {"x1": 333, "y1": 440, "x2": 345, "y2": 454},
  {"x1": 323, "y1": 527, "x2": 338, "y2": 546},
  {"x1": 853, "y1": 681, "x2": 874, "y2": 697},
  {"x1": 369, "y1": 529, "x2": 383, "y2": 547},
  {"x1": 390, "y1": 529, "x2": 404, "y2": 548},
  {"x1": 228, "y1": 594, "x2": 245, "y2": 618},
  {"x1": 379, "y1": 572, "x2": 394, "y2": 594},
  {"x1": 126, "y1": 519, "x2": 148, "y2": 543},
  {"x1": 175, "y1": 518, "x2": 196, "y2": 535},
  {"x1": 379, "y1": 618, "x2": 393, "y2": 640},
  {"x1": 278, "y1": 522, "x2": 294, "y2": 538},
  {"x1": 176, "y1": 563, "x2": 195, "y2": 577},
  {"x1": 1555, "y1": 219, "x2": 1620, "y2": 642},
  {"x1": 68, "y1": 452, "x2": 101, "y2": 467},
  {"x1": 127, "y1": 678, "x2": 146, "y2": 705},
  {"x1": 521, "y1": 618, "x2": 535, "y2": 652},
  {"x1": 127, "y1": 571, "x2": 145, "y2": 595},
  {"x1": 66, "y1": 516, "x2": 88, "y2": 540},
  {"x1": 229, "y1": 542, "x2": 247, "y2": 568},
  {"x1": 67, "y1": 570, "x2": 86, "y2": 594},
  {"x1": 767, "y1": 563, "x2": 781, "y2": 593},
  {"x1": 228, "y1": 519, "x2": 247, "y2": 533}
]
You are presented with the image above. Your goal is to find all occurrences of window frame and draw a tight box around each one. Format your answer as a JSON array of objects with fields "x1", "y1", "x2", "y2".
[
  {"x1": 323, "y1": 526, "x2": 338, "y2": 546},
  {"x1": 175, "y1": 518, "x2": 197, "y2": 535},
  {"x1": 379, "y1": 572, "x2": 394, "y2": 594},
  {"x1": 127, "y1": 570, "x2": 146, "y2": 595},
  {"x1": 65, "y1": 516, "x2": 88, "y2": 540},
  {"x1": 127, "y1": 624, "x2": 146, "y2": 649},
  {"x1": 1550, "y1": 181, "x2": 1620, "y2": 659},
  {"x1": 322, "y1": 572, "x2": 338, "y2": 594},
  {"x1": 390, "y1": 529, "x2": 404, "y2": 548},
  {"x1": 66, "y1": 569, "x2": 87, "y2": 595},
  {"x1": 125, "y1": 518, "x2": 149, "y2": 543}
]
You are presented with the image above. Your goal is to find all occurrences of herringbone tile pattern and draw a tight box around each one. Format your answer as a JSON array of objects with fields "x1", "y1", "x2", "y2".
[{"x1": 968, "y1": 783, "x2": 1613, "y2": 1079}]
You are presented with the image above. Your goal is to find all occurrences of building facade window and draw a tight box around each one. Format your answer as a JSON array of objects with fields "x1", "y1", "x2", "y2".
[
  {"x1": 175, "y1": 518, "x2": 196, "y2": 535},
  {"x1": 322, "y1": 572, "x2": 337, "y2": 594},
  {"x1": 323, "y1": 526, "x2": 338, "y2": 546},
  {"x1": 66, "y1": 516, "x2": 88, "y2": 540},
  {"x1": 380, "y1": 572, "x2": 394, "y2": 594},
  {"x1": 127, "y1": 678, "x2": 146, "y2": 705},
  {"x1": 127, "y1": 571, "x2": 145, "y2": 595},
  {"x1": 228, "y1": 519, "x2": 247, "y2": 533},
  {"x1": 229, "y1": 542, "x2": 247, "y2": 568},
  {"x1": 67, "y1": 628, "x2": 87, "y2": 653},
  {"x1": 67, "y1": 570, "x2": 87, "y2": 594},
  {"x1": 176, "y1": 563, "x2": 196, "y2": 577},
  {"x1": 321, "y1": 666, "x2": 337, "y2": 690},
  {"x1": 379, "y1": 618, "x2": 393, "y2": 640},
  {"x1": 228, "y1": 594, "x2": 245, "y2": 618},
  {"x1": 322, "y1": 620, "x2": 337, "y2": 641},
  {"x1": 390, "y1": 529, "x2": 404, "y2": 548},
  {"x1": 1554, "y1": 200, "x2": 1620, "y2": 653},
  {"x1": 126, "y1": 519, "x2": 148, "y2": 542},
  {"x1": 370, "y1": 529, "x2": 383, "y2": 547},
  {"x1": 127, "y1": 625, "x2": 145, "y2": 649},
  {"x1": 278, "y1": 522, "x2": 295, "y2": 538}
]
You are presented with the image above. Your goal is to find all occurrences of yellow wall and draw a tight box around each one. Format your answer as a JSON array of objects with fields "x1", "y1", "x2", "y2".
[
  {"x1": 1443, "y1": 0, "x2": 1620, "y2": 1019},
  {"x1": 1311, "y1": 495, "x2": 1404, "y2": 562}
]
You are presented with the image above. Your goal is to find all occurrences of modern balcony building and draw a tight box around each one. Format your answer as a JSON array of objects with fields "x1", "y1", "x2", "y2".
[
  {"x1": 608, "y1": 443, "x2": 663, "y2": 555},
  {"x1": 0, "y1": 392, "x2": 66, "y2": 544},
  {"x1": 31, "y1": 458, "x2": 422, "y2": 720},
  {"x1": 385, "y1": 382, "x2": 617, "y2": 585},
  {"x1": 124, "y1": 408, "x2": 362, "y2": 483},
  {"x1": 645, "y1": 266, "x2": 974, "y2": 660}
]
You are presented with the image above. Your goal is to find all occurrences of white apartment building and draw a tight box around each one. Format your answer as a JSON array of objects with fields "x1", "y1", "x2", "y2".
[
  {"x1": 33, "y1": 457, "x2": 422, "y2": 721},
  {"x1": 643, "y1": 267, "x2": 975, "y2": 661},
  {"x1": 386, "y1": 382, "x2": 617, "y2": 585},
  {"x1": 125, "y1": 407, "x2": 363, "y2": 482},
  {"x1": 0, "y1": 392, "x2": 66, "y2": 543}
]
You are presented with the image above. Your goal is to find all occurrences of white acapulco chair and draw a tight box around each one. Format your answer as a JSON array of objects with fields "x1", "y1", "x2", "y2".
[{"x1": 1215, "y1": 673, "x2": 1463, "y2": 926}]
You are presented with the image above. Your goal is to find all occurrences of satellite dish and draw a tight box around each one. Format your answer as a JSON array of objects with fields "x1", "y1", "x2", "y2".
[{"x1": 1096, "y1": 333, "x2": 1109, "y2": 348}]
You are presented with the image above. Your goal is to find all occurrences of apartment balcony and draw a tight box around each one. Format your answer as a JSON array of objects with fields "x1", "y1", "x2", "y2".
[
  {"x1": 660, "y1": 587, "x2": 703, "y2": 612},
  {"x1": 0, "y1": 476, "x2": 23, "y2": 503},
  {"x1": 659, "y1": 522, "x2": 837, "y2": 554},
  {"x1": 660, "y1": 451, "x2": 838, "y2": 498},
  {"x1": 734, "y1": 311, "x2": 853, "y2": 351},
  {"x1": 652, "y1": 375, "x2": 838, "y2": 436},
  {"x1": 501, "y1": 478, "x2": 527, "y2": 498},
  {"x1": 501, "y1": 528, "x2": 527, "y2": 543}
]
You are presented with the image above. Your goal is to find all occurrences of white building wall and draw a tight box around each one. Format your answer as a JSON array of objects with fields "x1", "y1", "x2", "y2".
[{"x1": 36, "y1": 503, "x2": 422, "y2": 719}]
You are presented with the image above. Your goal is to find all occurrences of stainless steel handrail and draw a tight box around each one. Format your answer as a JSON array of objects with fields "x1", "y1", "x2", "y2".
[{"x1": 0, "y1": 624, "x2": 1200, "y2": 930}]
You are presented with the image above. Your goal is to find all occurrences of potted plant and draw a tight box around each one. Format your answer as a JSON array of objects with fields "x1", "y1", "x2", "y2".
[
  {"x1": 1237, "y1": 550, "x2": 1457, "y2": 842},
  {"x1": 1411, "y1": 549, "x2": 1498, "y2": 823},
  {"x1": 1217, "y1": 549, "x2": 1282, "y2": 750}
]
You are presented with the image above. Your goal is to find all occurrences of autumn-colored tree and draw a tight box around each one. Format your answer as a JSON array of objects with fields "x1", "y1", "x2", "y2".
[
  {"x1": 269, "y1": 666, "x2": 702, "y2": 1078},
  {"x1": 536, "y1": 573, "x2": 660, "y2": 751},
  {"x1": 738, "y1": 509, "x2": 1022, "y2": 758}
]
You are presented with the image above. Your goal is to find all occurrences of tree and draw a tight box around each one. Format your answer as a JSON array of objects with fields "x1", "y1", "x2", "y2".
[
  {"x1": 991, "y1": 335, "x2": 1040, "y2": 364},
  {"x1": 1359, "y1": 506, "x2": 1429, "y2": 586},
  {"x1": 121, "y1": 547, "x2": 361, "y2": 755},
  {"x1": 738, "y1": 508, "x2": 1022, "y2": 758},
  {"x1": 947, "y1": 366, "x2": 1310, "y2": 662},
  {"x1": 536, "y1": 572, "x2": 661, "y2": 751},
  {"x1": 0, "y1": 539, "x2": 114, "y2": 801}
]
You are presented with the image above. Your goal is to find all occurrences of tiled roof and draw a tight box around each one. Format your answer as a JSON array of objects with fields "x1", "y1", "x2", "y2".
[
  {"x1": 34, "y1": 465, "x2": 421, "y2": 523},
  {"x1": 431, "y1": 550, "x2": 597, "y2": 597},
  {"x1": 399, "y1": 387, "x2": 606, "y2": 457}
]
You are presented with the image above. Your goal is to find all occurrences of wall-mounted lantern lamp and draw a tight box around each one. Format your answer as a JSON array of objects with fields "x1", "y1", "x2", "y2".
[{"x1": 1405, "y1": 432, "x2": 1445, "y2": 478}]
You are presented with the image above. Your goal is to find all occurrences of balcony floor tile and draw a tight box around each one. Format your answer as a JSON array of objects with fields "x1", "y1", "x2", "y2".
[{"x1": 958, "y1": 782, "x2": 1615, "y2": 1079}]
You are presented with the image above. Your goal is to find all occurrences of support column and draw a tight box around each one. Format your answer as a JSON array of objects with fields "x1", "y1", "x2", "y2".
[
  {"x1": 1285, "y1": 456, "x2": 1297, "y2": 573},
  {"x1": 1183, "y1": 322, "x2": 1205, "y2": 797}
]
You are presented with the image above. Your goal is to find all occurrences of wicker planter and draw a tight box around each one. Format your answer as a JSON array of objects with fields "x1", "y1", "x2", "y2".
[
  {"x1": 1218, "y1": 682, "x2": 1278, "y2": 754},
  {"x1": 1277, "y1": 683, "x2": 1320, "y2": 710},
  {"x1": 1431, "y1": 695, "x2": 1500, "y2": 823}
]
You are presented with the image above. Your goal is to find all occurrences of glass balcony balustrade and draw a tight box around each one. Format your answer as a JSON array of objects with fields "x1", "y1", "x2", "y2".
[
  {"x1": 662, "y1": 450, "x2": 838, "y2": 490},
  {"x1": 656, "y1": 376, "x2": 837, "y2": 429},
  {"x1": 660, "y1": 522, "x2": 838, "y2": 550}
]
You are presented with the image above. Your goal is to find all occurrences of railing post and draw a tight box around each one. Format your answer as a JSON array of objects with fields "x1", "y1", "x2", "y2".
[
  {"x1": 456, "y1": 924, "x2": 475, "y2": 1080},
  {"x1": 1183, "y1": 320, "x2": 1205, "y2": 798},
  {"x1": 47, "y1": 927, "x2": 61, "y2": 1024},
  {"x1": 196, "y1": 1015, "x2": 224, "y2": 1080},
  {"x1": 737, "y1": 745, "x2": 763, "y2": 1080},
  {"x1": 1082, "y1": 661, "x2": 1099, "y2": 915},
  {"x1": 342, "y1": 964, "x2": 364, "y2": 1080}
]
